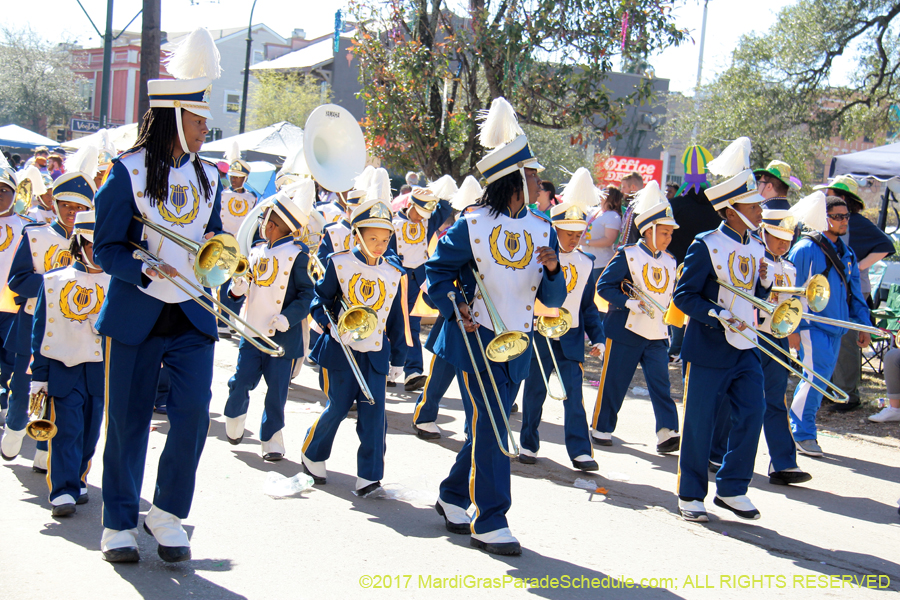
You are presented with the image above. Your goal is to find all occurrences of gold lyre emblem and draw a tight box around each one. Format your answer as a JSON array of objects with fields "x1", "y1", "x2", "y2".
[
  {"x1": 59, "y1": 280, "x2": 104, "y2": 322},
  {"x1": 159, "y1": 181, "x2": 201, "y2": 227},
  {"x1": 228, "y1": 195, "x2": 250, "y2": 217},
  {"x1": 488, "y1": 225, "x2": 534, "y2": 270},
  {"x1": 253, "y1": 256, "x2": 278, "y2": 287},
  {"x1": 563, "y1": 264, "x2": 578, "y2": 293},
  {"x1": 348, "y1": 273, "x2": 386, "y2": 311},
  {"x1": 0, "y1": 225, "x2": 13, "y2": 252},
  {"x1": 727, "y1": 251, "x2": 755, "y2": 291},
  {"x1": 642, "y1": 262, "x2": 669, "y2": 294},
  {"x1": 44, "y1": 245, "x2": 72, "y2": 272},
  {"x1": 402, "y1": 222, "x2": 426, "y2": 245}
]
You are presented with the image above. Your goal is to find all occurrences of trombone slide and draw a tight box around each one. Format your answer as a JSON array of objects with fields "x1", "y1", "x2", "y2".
[{"x1": 322, "y1": 306, "x2": 375, "y2": 405}]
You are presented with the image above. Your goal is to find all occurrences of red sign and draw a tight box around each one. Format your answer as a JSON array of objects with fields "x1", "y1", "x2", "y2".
[{"x1": 596, "y1": 155, "x2": 663, "y2": 187}]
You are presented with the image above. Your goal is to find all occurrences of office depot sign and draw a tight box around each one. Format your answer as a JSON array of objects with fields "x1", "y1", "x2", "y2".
[{"x1": 596, "y1": 155, "x2": 663, "y2": 187}]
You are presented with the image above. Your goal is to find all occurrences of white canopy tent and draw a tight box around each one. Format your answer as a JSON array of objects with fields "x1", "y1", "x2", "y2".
[
  {"x1": 200, "y1": 121, "x2": 303, "y2": 164},
  {"x1": 0, "y1": 124, "x2": 59, "y2": 149},
  {"x1": 61, "y1": 124, "x2": 139, "y2": 153}
]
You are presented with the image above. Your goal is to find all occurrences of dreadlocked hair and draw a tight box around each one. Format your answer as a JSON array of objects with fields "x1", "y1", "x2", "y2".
[
  {"x1": 134, "y1": 108, "x2": 213, "y2": 206},
  {"x1": 69, "y1": 234, "x2": 88, "y2": 265},
  {"x1": 478, "y1": 170, "x2": 524, "y2": 217}
]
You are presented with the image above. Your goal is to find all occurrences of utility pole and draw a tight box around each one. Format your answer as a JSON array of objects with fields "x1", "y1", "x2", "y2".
[
  {"x1": 138, "y1": 0, "x2": 161, "y2": 121},
  {"x1": 99, "y1": 0, "x2": 114, "y2": 127},
  {"x1": 692, "y1": 0, "x2": 710, "y2": 140},
  {"x1": 239, "y1": 0, "x2": 259, "y2": 134}
]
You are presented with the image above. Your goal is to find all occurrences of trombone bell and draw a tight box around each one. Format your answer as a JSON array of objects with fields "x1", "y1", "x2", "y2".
[
  {"x1": 26, "y1": 389, "x2": 57, "y2": 441},
  {"x1": 768, "y1": 297, "x2": 803, "y2": 338},
  {"x1": 771, "y1": 274, "x2": 830, "y2": 313},
  {"x1": 536, "y1": 308, "x2": 572, "y2": 338},
  {"x1": 485, "y1": 331, "x2": 530, "y2": 363},
  {"x1": 338, "y1": 305, "x2": 379, "y2": 342}
]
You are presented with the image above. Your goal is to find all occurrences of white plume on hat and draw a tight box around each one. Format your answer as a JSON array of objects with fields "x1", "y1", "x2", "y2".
[
  {"x1": 561, "y1": 167, "x2": 601, "y2": 208},
  {"x1": 367, "y1": 167, "x2": 392, "y2": 202},
  {"x1": 354, "y1": 165, "x2": 376, "y2": 191},
  {"x1": 452, "y1": 176, "x2": 483, "y2": 211},
  {"x1": 427, "y1": 174, "x2": 459, "y2": 200},
  {"x1": 64, "y1": 144, "x2": 100, "y2": 177},
  {"x1": 225, "y1": 141, "x2": 241, "y2": 165},
  {"x1": 707, "y1": 137, "x2": 752, "y2": 178},
  {"x1": 164, "y1": 28, "x2": 222, "y2": 80},
  {"x1": 278, "y1": 145, "x2": 311, "y2": 179},
  {"x1": 17, "y1": 166, "x2": 47, "y2": 195},
  {"x1": 632, "y1": 180, "x2": 666, "y2": 216},
  {"x1": 789, "y1": 190, "x2": 828, "y2": 233},
  {"x1": 287, "y1": 178, "x2": 317, "y2": 216},
  {"x1": 0, "y1": 152, "x2": 9, "y2": 170},
  {"x1": 478, "y1": 97, "x2": 523, "y2": 149},
  {"x1": 98, "y1": 129, "x2": 116, "y2": 157}
]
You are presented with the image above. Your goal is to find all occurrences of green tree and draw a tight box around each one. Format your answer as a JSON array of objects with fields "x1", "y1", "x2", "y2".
[
  {"x1": 247, "y1": 72, "x2": 332, "y2": 130},
  {"x1": 659, "y1": 0, "x2": 900, "y2": 188},
  {"x1": 349, "y1": 0, "x2": 685, "y2": 179},
  {"x1": 0, "y1": 26, "x2": 84, "y2": 133}
]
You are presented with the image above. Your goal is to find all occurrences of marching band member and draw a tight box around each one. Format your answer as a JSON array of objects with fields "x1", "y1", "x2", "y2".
[
  {"x1": 315, "y1": 168, "x2": 381, "y2": 267},
  {"x1": 223, "y1": 184, "x2": 314, "y2": 461},
  {"x1": 1, "y1": 150, "x2": 95, "y2": 468},
  {"x1": 31, "y1": 211, "x2": 108, "y2": 516},
  {"x1": 392, "y1": 187, "x2": 452, "y2": 391},
  {"x1": 518, "y1": 167, "x2": 604, "y2": 470},
  {"x1": 673, "y1": 137, "x2": 771, "y2": 522},
  {"x1": 591, "y1": 181, "x2": 680, "y2": 453},
  {"x1": 0, "y1": 161, "x2": 28, "y2": 425},
  {"x1": 412, "y1": 176, "x2": 482, "y2": 440},
  {"x1": 425, "y1": 97, "x2": 565, "y2": 556},
  {"x1": 93, "y1": 28, "x2": 223, "y2": 563},
  {"x1": 217, "y1": 142, "x2": 256, "y2": 337},
  {"x1": 300, "y1": 196, "x2": 410, "y2": 498}
]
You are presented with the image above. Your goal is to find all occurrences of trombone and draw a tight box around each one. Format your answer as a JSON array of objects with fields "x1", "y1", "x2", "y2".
[
  {"x1": 622, "y1": 281, "x2": 670, "y2": 319},
  {"x1": 534, "y1": 309, "x2": 572, "y2": 401},
  {"x1": 716, "y1": 279, "x2": 803, "y2": 338},
  {"x1": 449, "y1": 290, "x2": 519, "y2": 458},
  {"x1": 708, "y1": 309, "x2": 849, "y2": 403},
  {"x1": 26, "y1": 388, "x2": 56, "y2": 441},
  {"x1": 131, "y1": 216, "x2": 284, "y2": 356},
  {"x1": 769, "y1": 274, "x2": 830, "y2": 313},
  {"x1": 308, "y1": 253, "x2": 378, "y2": 340},
  {"x1": 320, "y1": 304, "x2": 375, "y2": 405},
  {"x1": 470, "y1": 267, "x2": 530, "y2": 362}
]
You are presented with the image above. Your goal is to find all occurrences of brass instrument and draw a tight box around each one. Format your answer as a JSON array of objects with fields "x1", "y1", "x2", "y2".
[
  {"x1": 308, "y1": 254, "x2": 377, "y2": 341},
  {"x1": 534, "y1": 308, "x2": 573, "y2": 401},
  {"x1": 796, "y1": 310, "x2": 884, "y2": 339},
  {"x1": 716, "y1": 279, "x2": 803, "y2": 338},
  {"x1": 708, "y1": 309, "x2": 849, "y2": 403},
  {"x1": 321, "y1": 304, "x2": 375, "y2": 405},
  {"x1": 14, "y1": 177, "x2": 32, "y2": 218},
  {"x1": 622, "y1": 281, "x2": 669, "y2": 318},
  {"x1": 449, "y1": 291, "x2": 519, "y2": 457},
  {"x1": 26, "y1": 388, "x2": 57, "y2": 441},
  {"x1": 770, "y1": 274, "x2": 830, "y2": 313},
  {"x1": 470, "y1": 267, "x2": 530, "y2": 362},
  {"x1": 131, "y1": 217, "x2": 284, "y2": 356}
]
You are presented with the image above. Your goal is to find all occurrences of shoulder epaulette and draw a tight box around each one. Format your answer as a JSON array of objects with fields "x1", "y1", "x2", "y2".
[
  {"x1": 577, "y1": 248, "x2": 596, "y2": 262},
  {"x1": 528, "y1": 209, "x2": 551, "y2": 224},
  {"x1": 115, "y1": 147, "x2": 141, "y2": 163},
  {"x1": 384, "y1": 254, "x2": 405, "y2": 273},
  {"x1": 665, "y1": 250, "x2": 675, "y2": 260},
  {"x1": 696, "y1": 229, "x2": 716, "y2": 240},
  {"x1": 292, "y1": 238, "x2": 309, "y2": 252}
]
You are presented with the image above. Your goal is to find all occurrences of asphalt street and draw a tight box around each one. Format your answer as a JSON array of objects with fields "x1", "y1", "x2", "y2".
[{"x1": 1, "y1": 337, "x2": 898, "y2": 599}]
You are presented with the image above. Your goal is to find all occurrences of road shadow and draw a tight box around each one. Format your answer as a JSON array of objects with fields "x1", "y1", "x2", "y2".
[{"x1": 106, "y1": 558, "x2": 246, "y2": 600}]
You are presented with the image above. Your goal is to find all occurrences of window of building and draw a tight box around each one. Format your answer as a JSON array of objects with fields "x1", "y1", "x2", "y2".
[
  {"x1": 225, "y1": 91, "x2": 241, "y2": 114},
  {"x1": 114, "y1": 50, "x2": 128, "y2": 63},
  {"x1": 668, "y1": 155, "x2": 677, "y2": 174},
  {"x1": 80, "y1": 79, "x2": 95, "y2": 112},
  {"x1": 253, "y1": 49, "x2": 264, "y2": 65}
]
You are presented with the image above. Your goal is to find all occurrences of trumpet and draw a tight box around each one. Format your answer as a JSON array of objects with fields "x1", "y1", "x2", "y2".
[
  {"x1": 449, "y1": 290, "x2": 519, "y2": 457},
  {"x1": 308, "y1": 254, "x2": 378, "y2": 341},
  {"x1": 131, "y1": 217, "x2": 284, "y2": 356},
  {"x1": 622, "y1": 281, "x2": 670, "y2": 318},
  {"x1": 708, "y1": 309, "x2": 849, "y2": 403},
  {"x1": 470, "y1": 267, "x2": 530, "y2": 362},
  {"x1": 534, "y1": 309, "x2": 572, "y2": 401},
  {"x1": 770, "y1": 274, "x2": 830, "y2": 313},
  {"x1": 26, "y1": 388, "x2": 57, "y2": 441},
  {"x1": 716, "y1": 279, "x2": 803, "y2": 338}
]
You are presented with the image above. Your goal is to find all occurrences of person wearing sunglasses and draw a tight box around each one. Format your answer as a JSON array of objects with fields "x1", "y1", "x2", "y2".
[{"x1": 785, "y1": 194, "x2": 871, "y2": 459}]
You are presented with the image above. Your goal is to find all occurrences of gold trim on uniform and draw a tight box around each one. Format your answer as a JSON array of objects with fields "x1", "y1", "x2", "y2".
[
  {"x1": 642, "y1": 262, "x2": 669, "y2": 294},
  {"x1": 727, "y1": 251, "x2": 755, "y2": 291},
  {"x1": 488, "y1": 225, "x2": 534, "y2": 270}
]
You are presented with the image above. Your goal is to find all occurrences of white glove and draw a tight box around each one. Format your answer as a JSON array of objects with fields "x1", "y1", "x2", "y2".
[
  {"x1": 229, "y1": 277, "x2": 250, "y2": 297},
  {"x1": 388, "y1": 366, "x2": 404, "y2": 382},
  {"x1": 269, "y1": 314, "x2": 290, "y2": 333},
  {"x1": 625, "y1": 298, "x2": 643, "y2": 314},
  {"x1": 717, "y1": 309, "x2": 733, "y2": 322},
  {"x1": 339, "y1": 330, "x2": 355, "y2": 346},
  {"x1": 592, "y1": 343, "x2": 605, "y2": 360},
  {"x1": 30, "y1": 381, "x2": 47, "y2": 396}
]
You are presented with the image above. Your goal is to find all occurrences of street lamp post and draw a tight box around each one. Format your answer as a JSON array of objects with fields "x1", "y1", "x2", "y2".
[{"x1": 238, "y1": 0, "x2": 259, "y2": 134}]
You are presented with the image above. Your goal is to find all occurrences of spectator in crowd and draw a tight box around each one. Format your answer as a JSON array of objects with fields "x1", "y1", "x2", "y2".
[
  {"x1": 405, "y1": 171, "x2": 420, "y2": 187},
  {"x1": 581, "y1": 185, "x2": 624, "y2": 277},
  {"x1": 532, "y1": 180, "x2": 559, "y2": 216},
  {"x1": 47, "y1": 154, "x2": 64, "y2": 180},
  {"x1": 619, "y1": 172, "x2": 646, "y2": 245},
  {"x1": 28, "y1": 146, "x2": 50, "y2": 174},
  {"x1": 10, "y1": 154, "x2": 20, "y2": 170},
  {"x1": 666, "y1": 182, "x2": 678, "y2": 200},
  {"x1": 869, "y1": 348, "x2": 900, "y2": 422},
  {"x1": 816, "y1": 176, "x2": 895, "y2": 412}
]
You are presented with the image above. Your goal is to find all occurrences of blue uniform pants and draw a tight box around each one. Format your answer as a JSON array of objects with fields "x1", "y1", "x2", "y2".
[
  {"x1": 102, "y1": 329, "x2": 214, "y2": 531},
  {"x1": 0, "y1": 312, "x2": 14, "y2": 411},
  {"x1": 591, "y1": 337, "x2": 679, "y2": 435},
  {"x1": 225, "y1": 342, "x2": 295, "y2": 442},
  {"x1": 520, "y1": 337, "x2": 593, "y2": 460},
  {"x1": 790, "y1": 328, "x2": 841, "y2": 442},
  {"x1": 403, "y1": 270, "x2": 424, "y2": 377},
  {"x1": 47, "y1": 376, "x2": 103, "y2": 503},
  {"x1": 412, "y1": 354, "x2": 457, "y2": 425},
  {"x1": 439, "y1": 364, "x2": 515, "y2": 535},
  {"x1": 302, "y1": 354, "x2": 387, "y2": 482},
  {"x1": 677, "y1": 351, "x2": 765, "y2": 501},
  {"x1": 218, "y1": 281, "x2": 245, "y2": 328}
]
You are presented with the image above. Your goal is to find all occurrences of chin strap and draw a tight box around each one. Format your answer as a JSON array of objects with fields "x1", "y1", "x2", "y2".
[
  {"x1": 520, "y1": 166, "x2": 530, "y2": 205},
  {"x1": 731, "y1": 203, "x2": 759, "y2": 232},
  {"x1": 174, "y1": 106, "x2": 195, "y2": 163}
]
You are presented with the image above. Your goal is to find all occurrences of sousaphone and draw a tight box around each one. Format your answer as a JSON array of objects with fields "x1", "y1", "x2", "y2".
[{"x1": 303, "y1": 104, "x2": 367, "y2": 194}]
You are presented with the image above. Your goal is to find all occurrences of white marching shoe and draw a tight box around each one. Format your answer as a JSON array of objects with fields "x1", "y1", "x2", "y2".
[
  {"x1": 300, "y1": 450, "x2": 327, "y2": 484},
  {"x1": 101, "y1": 528, "x2": 140, "y2": 563},
  {"x1": 355, "y1": 477, "x2": 383, "y2": 498},
  {"x1": 224, "y1": 414, "x2": 247, "y2": 445},
  {"x1": 678, "y1": 499, "x2": 708, "y2": 522},
  {"x1": 435, "y1": 497, "x2": 471, "y2": 534},
  {"x1": 0, "y1": 426, "x2": 26, "y2": 461},
  {"x1": 144, "y1": 505, "x2": 191, "y2": 562},
  {"x1": 32, "y1": 449, "x2": 48, "y2": 473},
  {"x1": 471, "y1": 527, "x2": 522, "y2": 556},
  {"x1": 714, "y1": 494, "x2": 760, "y2": 520},
  {"x1": 261, "y1": 430, "x2": 285, "y2": 461}
]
